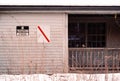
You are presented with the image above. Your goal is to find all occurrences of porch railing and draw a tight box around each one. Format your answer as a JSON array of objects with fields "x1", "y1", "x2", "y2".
[{"x1": 69, "y1": 48, "x2": 120, "y2": 71}]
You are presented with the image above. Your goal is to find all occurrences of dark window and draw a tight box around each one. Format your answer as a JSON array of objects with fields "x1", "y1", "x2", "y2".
[{"x1": 68, "y1": 22, "x2": 106, "y2": 48}]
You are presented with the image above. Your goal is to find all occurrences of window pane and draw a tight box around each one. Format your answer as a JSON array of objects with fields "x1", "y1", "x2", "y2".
[
  {"x1": 68, "y1": 23, "x2": 86, "y2": 47},
  {"x1": 87, "y1": 23, "x2": 106, "y2": 47}
]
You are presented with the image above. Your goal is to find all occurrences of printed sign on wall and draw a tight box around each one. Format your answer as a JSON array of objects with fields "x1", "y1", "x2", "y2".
[
  {"x1": 16, "y1": 26, "x2": 29, "y2": 36},
  {"x1": 37, "y1": 25, "x2": 50, "y2": 43}
]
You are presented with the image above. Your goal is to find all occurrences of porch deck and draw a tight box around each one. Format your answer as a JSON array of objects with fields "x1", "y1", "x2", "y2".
[{"x1": 69, "y1": 48, "x2": 120, "y2": 72}]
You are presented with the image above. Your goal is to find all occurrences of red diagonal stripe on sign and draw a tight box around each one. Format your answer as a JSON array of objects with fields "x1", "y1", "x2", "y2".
[{"x1": 38, "y1": 25, "x2": 50, "y2": 42}]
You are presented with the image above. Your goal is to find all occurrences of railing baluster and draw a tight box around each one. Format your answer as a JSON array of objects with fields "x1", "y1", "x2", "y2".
[
  {"x1": 77, "y1": 50, "x2": 79, "y2": 67},
  {"x1": 71, "y1": 50, "x2": 74, "y2": 68},
  {"x1": 75, "y1": 50, "x2": 77, "y2": 68},
  {"x1": 116, "y1": 51, "x2": 118, "y2": 70},
  {"x1": 86, "y1": 51, "x2": 89, "y2": 68},
  {"x1": 114, "y1": 50, "x2": 117, "y2": 69},
  {"x1": 78, "y1": 50, "x2": 81, "y2": 68},
  {"x1": 118, "y1": 50, "x2": 120, "y2": 69},
  {"x1": 90, "y1": 51, "x2": 92, "y2": 69},
  {"x1": 81, "y1": 50, "x2": 83, "y2": 68},
  {"x1": 97, "y1": 51, "x2": 100, "y2": 68},
  {"x1": 112, "y1": 50, "x2": 115, "y2": 71},
  {"x1": 93, "y1": 49, "x2": 95, "y2": 67},
  {"x1": 101, "y1": 50, "x2": 104, "y2": 68},
  {"x1": 119, "y1": 50, "x2": 120, "y2": 69}
]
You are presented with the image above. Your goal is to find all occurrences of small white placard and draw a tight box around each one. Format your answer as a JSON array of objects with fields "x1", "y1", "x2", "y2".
[{"x1": 37, "y1": 25, "x2": 50, "y2": 43}]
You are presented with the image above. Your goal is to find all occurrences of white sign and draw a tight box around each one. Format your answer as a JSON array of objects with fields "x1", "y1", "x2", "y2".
[{"x1": 37, "y1": 25, "x2": 50, "y2": 43}]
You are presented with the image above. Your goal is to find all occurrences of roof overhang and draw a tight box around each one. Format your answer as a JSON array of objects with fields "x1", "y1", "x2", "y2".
[{"x1": 0, "y1": 5, "x2": 120, "y2": 14}]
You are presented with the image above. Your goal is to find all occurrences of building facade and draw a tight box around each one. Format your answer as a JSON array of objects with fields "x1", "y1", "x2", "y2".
[{"x1": 0, "y1": 6, "x2": 120, "y2": 74}]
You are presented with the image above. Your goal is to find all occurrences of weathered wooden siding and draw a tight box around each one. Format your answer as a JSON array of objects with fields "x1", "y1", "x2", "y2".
[{"x1": 0, "y1": 13, "x2": 68, "y2": 74}]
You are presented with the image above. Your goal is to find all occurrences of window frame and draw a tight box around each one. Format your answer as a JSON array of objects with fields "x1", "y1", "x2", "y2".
[{"x1": 68, "y1": 21, "x2": 107, "y2": 48}]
